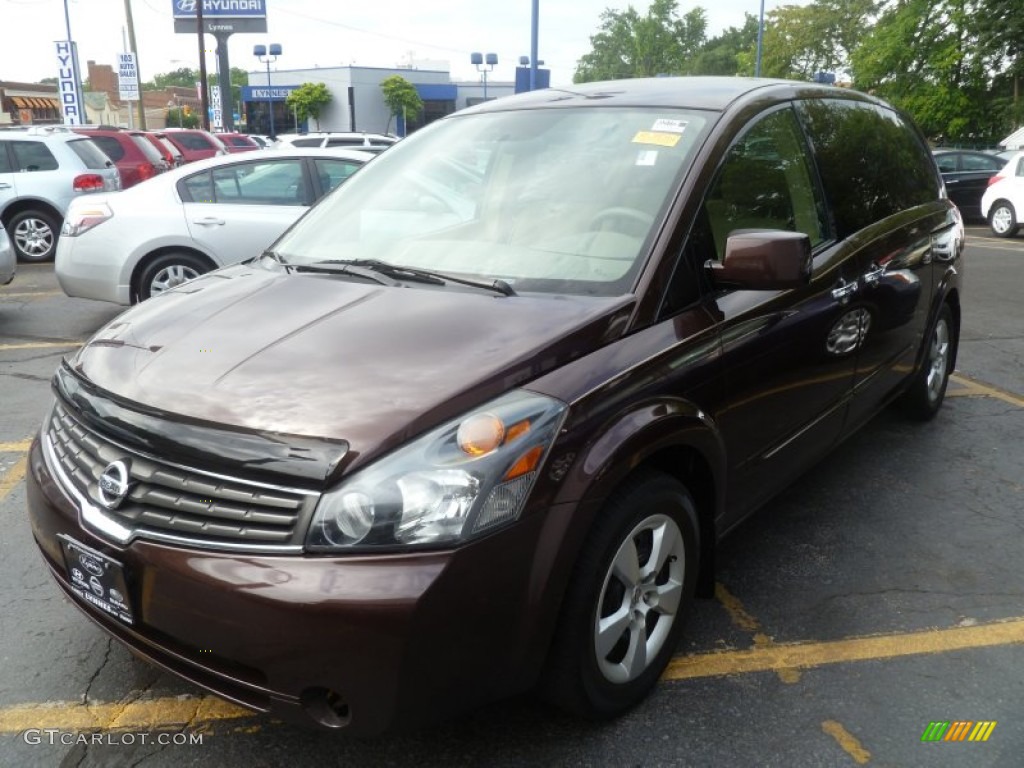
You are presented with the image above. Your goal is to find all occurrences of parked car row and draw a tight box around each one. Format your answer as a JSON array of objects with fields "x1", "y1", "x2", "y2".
[{"x1": 0, "y1": 125, "x2": 309, "y2": 267}]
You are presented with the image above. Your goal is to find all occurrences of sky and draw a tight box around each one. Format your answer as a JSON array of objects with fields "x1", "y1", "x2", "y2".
[{"x1": 0, "y1": 0, "x2": 803, "y2": 88}]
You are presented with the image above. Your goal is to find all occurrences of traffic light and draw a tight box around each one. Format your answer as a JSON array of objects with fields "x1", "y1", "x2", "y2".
[{"x1": 183, "y1": 105, "x2": 192, "y2": 116}]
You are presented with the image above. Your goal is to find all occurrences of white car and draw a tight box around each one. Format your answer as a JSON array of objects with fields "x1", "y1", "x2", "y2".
[
  {"x1": 56, "y1": 147, "x2": 372, "y2": 304},
  {"x1": 981, "y1": 150, "x2": 1024, "y2": 237},
  {"x1": 0, "y1": 223, "x2": 14, "y2": 285},
  {"x1": 271, "y1": 132, "x2": 398, "y2": 154}
]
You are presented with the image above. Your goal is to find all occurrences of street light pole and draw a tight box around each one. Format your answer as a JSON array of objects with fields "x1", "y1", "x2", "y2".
[
  {"x1": 471, "y1": 52, "x2": 497, "y2": 101},
  {"x1": 755, "y1": 0, "x2": 765, "y2": 78},
  {"x1": 254, "y1": 44, "x2": 282, "y2": 138}
]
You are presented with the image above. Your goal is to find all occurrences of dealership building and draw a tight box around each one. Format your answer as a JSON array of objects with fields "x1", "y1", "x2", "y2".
[{"x1": 242, "y1": 64, "x2": 522, "y2": 137}]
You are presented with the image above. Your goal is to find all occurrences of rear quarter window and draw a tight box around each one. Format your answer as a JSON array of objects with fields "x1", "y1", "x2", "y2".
[
  {"x1": 129, "y1": 135, "x2": 163, "y2": 164},
  {"x1": 797, "y1": 99, "x2": 940, "y2": 237},
  {"x1": 176, "y1": 133, "x2": 215, "y2": 150},
  {"x1": 89, "y1": 136, "x2": 126, "y2": 162},
  {"x1": 67, "y1": 138, "x2": 116, "y2": 169}
]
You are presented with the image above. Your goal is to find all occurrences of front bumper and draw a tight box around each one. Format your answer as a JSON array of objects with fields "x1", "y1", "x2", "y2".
[{"x1": 26, "y1": 436, "x2": 567, "y2": 735}]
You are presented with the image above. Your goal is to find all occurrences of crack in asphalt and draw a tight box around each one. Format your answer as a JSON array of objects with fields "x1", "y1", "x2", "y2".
[
  {"x1": 0, "y1": 371, "x2": 51, "y2": 382},
  {"x1": 82, "y1": 637, "x2": 113, "y2": 708}
]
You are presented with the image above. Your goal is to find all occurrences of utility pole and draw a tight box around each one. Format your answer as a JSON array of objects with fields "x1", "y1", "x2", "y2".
[{"x1": 123, "y1": 0, "x2": 145, "y2": 128}]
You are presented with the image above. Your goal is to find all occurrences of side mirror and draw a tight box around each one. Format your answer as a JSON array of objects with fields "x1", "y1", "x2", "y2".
[{"x1": 706, "y1": 230, "x2": 812, "y2": 290}]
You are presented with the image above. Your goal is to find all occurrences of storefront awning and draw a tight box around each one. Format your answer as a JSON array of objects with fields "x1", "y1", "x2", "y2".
[{"x1": 10, "y1": 96, "x2": 59, "y2": 110}]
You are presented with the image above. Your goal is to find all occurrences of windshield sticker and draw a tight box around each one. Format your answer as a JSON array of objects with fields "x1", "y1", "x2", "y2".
[
  {"x1": 632, "y1": 131, "x2": 681, "y2": 148},
  {"x1": 651, "y1": 118, "x2": 688, "y2": 134},
  {"x1": 636, "y1": 150, "x2": 659, "y2": 166}
]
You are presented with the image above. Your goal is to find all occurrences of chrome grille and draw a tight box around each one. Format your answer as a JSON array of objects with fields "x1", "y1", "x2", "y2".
[{"x1": 47, "y1": 403, "x2": 317, "y2": 550}]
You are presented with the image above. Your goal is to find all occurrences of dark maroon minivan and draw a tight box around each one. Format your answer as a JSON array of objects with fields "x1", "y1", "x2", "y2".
[{"x1": 27, "y1": 77, "x2": 963, "y2": 735}]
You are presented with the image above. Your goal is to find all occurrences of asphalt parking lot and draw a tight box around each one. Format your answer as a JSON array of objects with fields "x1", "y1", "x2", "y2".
[{"x1": 1, "y1": 226, "x2": 1021, "y2": 767}]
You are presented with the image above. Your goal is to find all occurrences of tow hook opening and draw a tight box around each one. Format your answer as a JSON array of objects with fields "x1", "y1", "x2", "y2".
[{"x1": 300, "y1": 687, "x2": 351, "y2": 729}]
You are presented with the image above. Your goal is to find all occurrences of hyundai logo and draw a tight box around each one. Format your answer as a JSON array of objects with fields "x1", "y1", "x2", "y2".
[
  {"x1": 97, "y1": 460, "x2": 131, "y2": 510},
  {"x1": 177, "y1": 0, "x2": 197, "y2": 12}
]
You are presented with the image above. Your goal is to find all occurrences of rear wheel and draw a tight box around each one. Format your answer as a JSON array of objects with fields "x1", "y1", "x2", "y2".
[
  {"x1": 988, "y1": 201, "x2": 1018, "y2": 238},
  {"x1": 8, "y1": 209, "x2": 59, "y2": 262},
  {"x1": 136, "y1": 252, "x2": 211, "y2": 302},
  {"x1": 900, "y1": 303, "x2": 955, "y2": 420},
  {"x1": 544, "y1": 470, "x2": 699, "y2": 719}
]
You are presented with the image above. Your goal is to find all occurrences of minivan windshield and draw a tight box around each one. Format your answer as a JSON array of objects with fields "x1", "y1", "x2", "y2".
[{"x1": 274, "y1": 107, "x2": 708, "y2": 296}]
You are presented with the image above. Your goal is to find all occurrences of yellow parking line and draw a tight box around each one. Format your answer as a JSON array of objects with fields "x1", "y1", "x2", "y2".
[
  {"x1": 0, "y1": 291, "x2": 62, "y2": 299},
  {"x1": 0, "y1": 455, "x2": 27, "y2": 503},
  {"x1": 0, "y1": 341, "x2": 79, "y2": 351},
  {"x1": 822, "y1": 721, "x2": 871, "y2": 765},
  {"x1": 0, "y1": 696, "x2": 253, "y2": 733},
  {"x1": 663, "y1": 616, "x2": 1024, "y2": 681},
  {"x1": 0, "y1": 441, "x2": 32, "y2": 453},
  {"x1": 949, "y1": 374, "x2": 1024, "y2": 408}
]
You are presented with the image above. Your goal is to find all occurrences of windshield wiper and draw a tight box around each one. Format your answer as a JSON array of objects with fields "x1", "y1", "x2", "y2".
[
  {"x1": 334, "y1": 259, "x2": 517, "y2": 297},
  {"x1": 257, "y1": 250, "x2": 295, "y2": 272},
  {"x1": 290, "y1": 260, "x2": 402, "y2": 286}
]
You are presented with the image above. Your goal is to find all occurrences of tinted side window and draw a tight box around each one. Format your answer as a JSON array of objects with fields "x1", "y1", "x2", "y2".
[
  {"x1": 313, "y1": 158, "x2": 362, "y2": 193},
  {"x1": 176, "y1": 133, "x2": 214, "y2": 150},
  {"x1": 961, "y1": 153, "x2": 1001, "y2": 172},
  {"x1": 703, "y1": 107, "x2": 826, "y2": 261},
  {"x1": 933, "y1": 154, "x2": 957, "y2": 173},
  {"x1": 89, "y1": 136, "x2": 126, "y2": 162},
  {"x1": 0, "y1": 143, "x2": 13, "y2": 173},
  {"x1": 67, "y1": 138, "x2": 113, "y2": 169},
  {"x1": 211, "y1": 160, "x2": 307, "y2": 205},
  {"x1": 11, "y1": 141, "x2": 59, "y2": 171},
  {"x1": 181, "y1": 171, "x2": 214, "y2": 203},
  {"x1": 797, "y1": 99, "x2": 940, "y2": 236}
]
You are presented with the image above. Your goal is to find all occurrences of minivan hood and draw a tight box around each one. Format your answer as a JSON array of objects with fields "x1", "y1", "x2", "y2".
[{"x1": 69, "y1": 264, "x2": 631, "y2": 469}]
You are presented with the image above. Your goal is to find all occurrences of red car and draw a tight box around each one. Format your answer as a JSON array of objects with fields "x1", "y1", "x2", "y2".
[
  {"x1": 71, "y1": 127, "x2": 165, "y2": 188},
  {"x1": 159, "y1": 129, "x2": 228, "y2": 163},
  {"x1": 140, "y1": 132, "x2": 180, "y2": 169},
  {"x1": 216, "y1": 133, "x2": 261, "y2": 153}
]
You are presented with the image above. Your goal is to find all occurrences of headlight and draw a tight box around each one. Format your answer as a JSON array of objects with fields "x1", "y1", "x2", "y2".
[{"x1": 305, "y1": 391, "x2": 567, "y2": 552}]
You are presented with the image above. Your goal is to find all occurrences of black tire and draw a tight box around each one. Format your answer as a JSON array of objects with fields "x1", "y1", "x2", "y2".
[
  {"x1": 7, "y1": 209, "x2": 59, "y2": 262},
  {"x1": 988, "y1": 201, "x2": 1019, "y2": 238},
  {"x1": 136, "y1": 252, "x2": 211, "y2": 302},
  {"x1": 544, "y1": 469, "x2": 700, "y2": 719},
  {"x1": 900, "y1": 303, "x2": 955, "y2": 421}
]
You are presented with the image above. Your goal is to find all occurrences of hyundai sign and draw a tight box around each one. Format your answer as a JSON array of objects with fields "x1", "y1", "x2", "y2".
[
  {"x1": 172, "y1": 0, "x2": 266, "y2": 18},
  {"x1": 172, "y1": 0, "x2": 268, "y2": 33}
]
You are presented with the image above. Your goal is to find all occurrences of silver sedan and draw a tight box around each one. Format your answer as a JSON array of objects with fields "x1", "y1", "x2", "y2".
[{"x1": 55, "y1": 147, "x2": 373, "y2": 304}]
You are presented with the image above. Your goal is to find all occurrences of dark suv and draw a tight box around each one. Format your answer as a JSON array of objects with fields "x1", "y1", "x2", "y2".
[
  {"x1": 71, "y1": 127, "x2": 165, "y2": 189},
  {"x1": 27, "y1": 78, "x2": 962, "y2": 735}
]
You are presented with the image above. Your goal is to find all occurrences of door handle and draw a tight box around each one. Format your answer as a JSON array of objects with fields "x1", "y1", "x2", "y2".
[
  {"x1": 862, "y1": 263, "x2": 886, "y2": 287},
  {"x1": 192, "y1": 217, "x2": 225, "y2": 226},
  {"x1": 0, "y1": 182, "x2": 11, "y2": 189},
  {"x1": 831, "y1": 278, "x2": 858, "y2": 304}
]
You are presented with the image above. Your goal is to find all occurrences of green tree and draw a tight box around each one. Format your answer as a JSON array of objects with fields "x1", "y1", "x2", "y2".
[
  {"x1": 380, "y1": 75, "x2": 423, "y2": 135},
  {"x1": 285, "y1": 82, "x2": 332, "y2": 131},
  {"x1": 759, "y1": 0, "x2": 878, "y2": 80},
  {"x1": 574, "y1": 0, "x2": 708, "y2": 82},
  {"x1": 147, "y1": 67, "x2": 197, "y2": 90},
  {"x1": 852, "y1": 0, "x2": 992, "y2": 143},
  {"x1": 166, "y1": 106, "x2": 199, "y2": 129},
  {"x1": 976, "y1": 0, "x2": 1024, "y2": 131},
  {"x1": 691, "y1": 14, "x2": 759, "y2": 75}
]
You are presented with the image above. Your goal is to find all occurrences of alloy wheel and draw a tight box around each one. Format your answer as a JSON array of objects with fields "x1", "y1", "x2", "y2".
[
  {"x1": 14, "y1": 216, "x2": 54, "y2": 259},
  {"x1": 149, "y1": 264, "x2": 201, "y2": 295},
  {"x1": 594, "y1": 513, "x2": 685, "y2": 684},
  {"x1": 926, "y1": 317, "x2": 950, "y2": 403}
]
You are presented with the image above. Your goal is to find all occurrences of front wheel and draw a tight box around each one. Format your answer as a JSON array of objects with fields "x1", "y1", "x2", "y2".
[
  {"x1": 136, "y1": 252, "x2": 211, "y2": 302},
  {"x1": 988, "y1": 201, "x2": 1019, "y2": 238},
  {"x1": 899, "y1": 303, "x2": 955, "y2": 420},
  {"x1": 544, "y1": 470, "x2": 699, "y2": 719}
]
